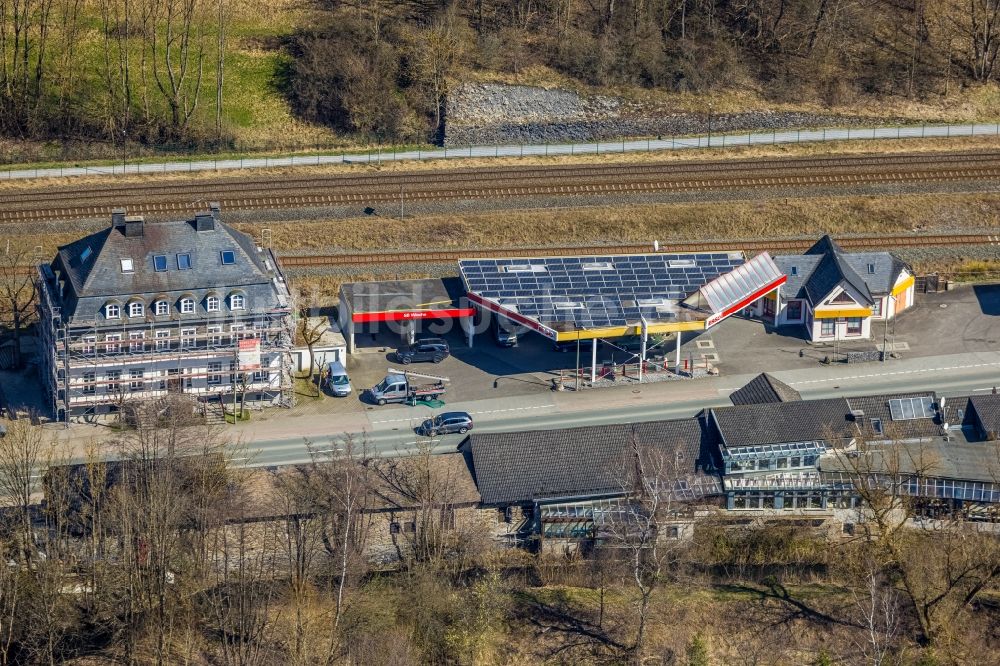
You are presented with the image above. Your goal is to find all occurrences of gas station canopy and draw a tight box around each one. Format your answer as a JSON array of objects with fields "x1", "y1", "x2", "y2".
[
  {"x1": 339, "y1": 278, "x2": 475, "y2": 323},
  {"x1": 460, "y1": 251, "x2": 786, "y2": 341}
]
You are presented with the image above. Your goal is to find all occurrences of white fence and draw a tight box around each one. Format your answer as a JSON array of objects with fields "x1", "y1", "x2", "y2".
[{"x1": 4, "y1": 122, "x2": 999, "y2": 181}]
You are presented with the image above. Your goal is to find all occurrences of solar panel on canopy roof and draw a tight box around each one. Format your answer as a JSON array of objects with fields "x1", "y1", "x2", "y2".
[{"x1": 459, "y1": 251, "x2": 746, "y2": 333}]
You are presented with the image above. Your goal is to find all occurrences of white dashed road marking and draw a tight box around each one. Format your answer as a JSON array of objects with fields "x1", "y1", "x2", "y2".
[
  {"x1": 369, "y1": 403, "x2": 549, "y2": 425},
  {"x1": 787, "y1": 361, "x2": 1000, "y2": 386}
]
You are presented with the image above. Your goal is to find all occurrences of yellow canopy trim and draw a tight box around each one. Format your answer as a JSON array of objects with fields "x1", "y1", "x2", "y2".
[
  {"x1": 891, "y1": 275, "x2": 915, "y2": 297},
  {"x1": 814, "y1": 308, "x2": 872, "y2": 319}
]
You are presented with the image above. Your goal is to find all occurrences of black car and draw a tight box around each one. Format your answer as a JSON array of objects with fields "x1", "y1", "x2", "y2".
[
  {"x1": 492, "y1": 317, "x2": 518, "y2": 347},
  {"x1": 416, "y1": 412, "x2": 474, "y2": 436},
  {"x1": 396, "y1": 338, "x2": 450, "y2": 364}
]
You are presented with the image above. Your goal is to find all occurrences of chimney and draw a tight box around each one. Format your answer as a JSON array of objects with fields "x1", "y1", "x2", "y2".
[
  {"x1": 111, "y1": 208, "x2": 126, "y2": 227},
  {"x1": 209, "y1": 201, "x2": 221, "y2": 220},
  {"x1": 123, "y1": 215, "x2": 144, "y2": 238},
  {"x1": 195, "y1": 211, "x2": 216, "y2": 232}
]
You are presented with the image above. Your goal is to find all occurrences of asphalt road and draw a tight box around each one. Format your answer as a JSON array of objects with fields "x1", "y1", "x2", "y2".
[
  {"x1": 5, "y1": 123, "x2": 999, "y2": 180},
  {"x1": 237, "y1": 351, "x2": 1000, "y2": 468}
]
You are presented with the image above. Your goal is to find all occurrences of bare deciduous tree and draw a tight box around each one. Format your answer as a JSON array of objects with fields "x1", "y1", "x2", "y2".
[{"x1": 0, "y1": 243, "x2": 37, "y2": 370}]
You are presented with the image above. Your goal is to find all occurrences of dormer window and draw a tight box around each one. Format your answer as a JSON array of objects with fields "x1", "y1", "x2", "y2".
[
  {"x1": 220, "y1": 250, "x2": 236, "y2": 265},
  {"x1": 230, "y1": 294, "x2": 245, "y2": 310},
  {"x1": 180, "y1": 297, "x2": 195, "y2": 314},
  {"x1": 120, "y1": 258, "x2": 134, "y2": 273},
  {"x1": 153, "y1": 255, "x2": 168, "y2": 272},
  {"x1": 128, "y1": 301, "x2": 144, "y2": 318},
  {"x1": 206, "y1": 296, "x2": 220, "y2": 312},
  {"x1": 154, "y1": 300, "x2": 169, "y2": 316},
  {"x1": 105, "y1": 304, "x2": 121, "y2": 319}
]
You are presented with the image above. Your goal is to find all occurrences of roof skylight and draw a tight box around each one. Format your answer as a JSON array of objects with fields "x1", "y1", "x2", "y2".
[
  {"x1": 120, "y1": 258, "x2": 134, "y2": 273},
  {"x1": 177, "y1": 253, "x2": 192, "y2": 270},
  {"x1": 80, "y1": 247, "x2": 92, "y2": 263},
  {"x1": 153, "y1": 255, "x2": 168, "y2": 272},
  {"x1": 220, "y1": 250, "x2": 236, "y2": 265}
]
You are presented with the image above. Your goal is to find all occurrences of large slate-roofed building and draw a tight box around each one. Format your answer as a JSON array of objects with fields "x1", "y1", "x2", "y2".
[{"x1": 37, "y1": 207, "x2": 294, "y2": 420}]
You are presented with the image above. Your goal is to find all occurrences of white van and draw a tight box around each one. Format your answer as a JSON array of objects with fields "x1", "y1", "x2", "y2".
[{"x1": 323, "y1": 361, "x2": 352, "y2": 397}]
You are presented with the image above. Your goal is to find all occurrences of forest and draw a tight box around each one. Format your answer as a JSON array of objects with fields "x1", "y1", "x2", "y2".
[
  {"x1": 1, "y1": 0, "x2": 999, "y2": 152},
  {"x1": 0, "y1": 406, "x2": 997, "y2": 665}
]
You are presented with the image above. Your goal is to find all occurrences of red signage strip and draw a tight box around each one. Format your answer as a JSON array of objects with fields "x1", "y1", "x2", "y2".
[
  {"x1": 705, "y1": 275, "x2": 787, "y2": 328},
  {"x1": 467, "y1": 293, "x2": 559, "y2": 340},
  {"x1": 353, "y1": 307, "x2": 475, "y2": 323}
]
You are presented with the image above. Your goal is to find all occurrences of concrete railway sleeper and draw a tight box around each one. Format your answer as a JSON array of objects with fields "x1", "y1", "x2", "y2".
[
  {"x1": 3, "y1": 168, "x2": 1000, "y2": 223},
  {"x1": 2, "y1": 149, "x2": 1000, "y2": 209}
]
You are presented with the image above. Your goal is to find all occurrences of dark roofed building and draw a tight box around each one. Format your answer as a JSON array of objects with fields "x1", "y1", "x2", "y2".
[
  {"x1": 709, "y1": 398, "x2": 854, "y2": 449},
  {"x1": 729, "y1": 373, "x2": 801, "y2": 406},
  {"x1": 464, "y1": 418, "x2": 722, "y2": 508},
  {"x1": 37, "y1": 207, "x2": 294, "y2": 421},
  {"x1": 753, "y1": 234, "x2": 915, "y2": 342}
]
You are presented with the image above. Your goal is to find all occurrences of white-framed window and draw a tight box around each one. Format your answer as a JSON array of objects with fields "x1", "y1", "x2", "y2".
[
  {"x1": 129, "y1": 368, "x2": 144, "y2": 390},
  {"x1": 120, "y1": 258, "x2": 134, "y2": 273},
  {"x1": 229, "y1": 360, "x2": 238, "y2": 384},
  {"x1": 155, "y1": 330, "x2": 170, "y2": 350},
  {"x1": 230, "y1": 294, "x2": 245, "y2": 310},
  {"x1": 106, "y1": 370, "x2": 121, "y2": 393},
  {"x1": 206, "y1": 296, "x2": 220, "y2": 312},
  {"x1": 105, "y1": 304, "x2": 121, "y2": 319},
  {"x1": 154, "y1": 300, "x2": 169, "y2": 316},
  {"x1": 82, "y1": 335, "x2": 96, "y2": 355},
  {"x1": 208, "y1": 325, "x2": 223, "y2": 346},
  {"x1": 253, "y1": 321, "x2": 267, "y2": 342},
  {"x1": 129, "y1": 331, "x2": 145, "y2": 352},
  {"x1": 820, "y1": 320, "x2": 835, "y2": 337},
  {"x1": 105, "y1": 333, "x2": 122, "y2": 354},
  {"x1": 180, "y1": 327, "x2": 197, "y2": 349},
  {"x1": 846, "y1": 317, "x2": 862, "y2": 336},
  {"x1": 180, "y1": 298, "x2": 195, "y2": 314},
  {"x1": 128, "y1": 301, "x2": 144, "y2": 318},
  {"x1": 82, "y1": 372, "x2": 96, "y2": 395},
  {"x1": 207, "y1": 362, "x2": 222, "y2": 385},
  {"x1": 253, "y1": 369, "x2": 269, "y2": 382},
  {"x1": 230, "y1": 323, "x2": 245, "y2": 343},
  {"x1": 183, "y1": 368, "x2": 193, "y2": 389},
  {"x1": 872, "y1": 298, "x2": 883, "y2": 318}
]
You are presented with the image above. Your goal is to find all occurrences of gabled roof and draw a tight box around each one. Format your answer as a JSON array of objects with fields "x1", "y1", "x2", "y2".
[
  {"x1": 464, "y1": 418, "x2": 722, "y2": 507},
  {"x1": 803, "y1": 237, "x2": 873, "y2": 305},
  {"x1": 729, "y1": 373, "x2": 801, "y2": 406},
  {"x1": 710, "y1": 398, "x2": 854, "y2": 448},
  {"x1": 774, "y1": 235, "x2": 910, "y2": 305},
  {"x1": 55, "y1": 215, "x2": 271, "y2": 299},
  {"x1": 844, "y1": 392, "x2": 940, "y2": 440},
  {"x1": 967, "y1": 394, "x2": 1000, "y2": 437}
]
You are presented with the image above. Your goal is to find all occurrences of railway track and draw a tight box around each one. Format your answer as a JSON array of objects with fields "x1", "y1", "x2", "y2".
[
  {"x1": 2, "y1": 150, "x2": 1000, "y2": 224},
  {"x1": 278, "y1": 233, "x2": 1000, "y2": 268}
]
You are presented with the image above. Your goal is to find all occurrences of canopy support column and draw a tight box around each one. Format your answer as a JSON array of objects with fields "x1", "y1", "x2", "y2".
[
  {"x1": 462, "y1": 315, "x2": 474, "y2": 348},
  {"x1": 675, "y1": 332, "x2": 682, "y2": 374},
  {"x1": 591, "y1": 338, "x2": 598, "y2": 383},
  {"x1": 639, "y1": 317, "x2": 648, "y2": 383}
]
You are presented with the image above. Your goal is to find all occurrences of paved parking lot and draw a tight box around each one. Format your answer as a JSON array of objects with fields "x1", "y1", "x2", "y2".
[{"x1": 281, "y1": 283, "x2": 1000, "y2": 425}]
